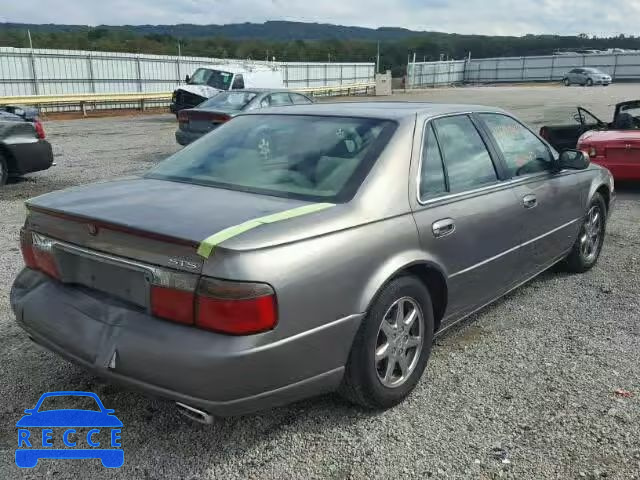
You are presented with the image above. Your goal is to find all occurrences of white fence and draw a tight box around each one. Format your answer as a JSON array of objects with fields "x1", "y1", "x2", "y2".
[
  {"x1": 406, "y1": 60, "x2": 465, "y2": 88},
  {"x1": 0, "y1": 47, "x2": 374, "y2": 97},
  {"x1": 407, "y1": 52, "x2": 640, "y2": 88}
]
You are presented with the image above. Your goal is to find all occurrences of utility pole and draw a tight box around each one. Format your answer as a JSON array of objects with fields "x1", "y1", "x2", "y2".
[{"x1": 27, "y1": 29, "x2": 33, "y2": 49}]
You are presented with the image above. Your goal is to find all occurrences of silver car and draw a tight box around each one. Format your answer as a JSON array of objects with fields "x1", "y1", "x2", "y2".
[
  {"x1": 11, "y1": 103, "x2": 614, "y2": 420},
  {"x1": 563, "y1": 67, "x2": 612, "y2": 86}
]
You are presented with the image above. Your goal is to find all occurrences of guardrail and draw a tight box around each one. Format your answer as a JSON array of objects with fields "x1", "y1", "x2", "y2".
[{"x1": 0, "y1": 82, "x2": 376, "y2": 115}]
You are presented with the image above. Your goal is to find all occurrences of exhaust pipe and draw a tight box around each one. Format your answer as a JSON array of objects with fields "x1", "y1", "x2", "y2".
[{"x1": 176, "y1": 402, "x2": 213, "y2": 424}]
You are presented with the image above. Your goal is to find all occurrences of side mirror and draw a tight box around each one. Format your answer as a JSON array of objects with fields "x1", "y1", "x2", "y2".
[
  {"x1": 185, "y1": 74, "x2": 190, "y2": 83},
  {"x1": 559, "y1": 149, "x2": 590, "y2": 170}
]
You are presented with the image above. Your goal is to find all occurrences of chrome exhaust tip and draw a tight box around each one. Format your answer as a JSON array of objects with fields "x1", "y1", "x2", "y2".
[{"x1": 176, "y1": 402, "x2": 213, "y2": 424}]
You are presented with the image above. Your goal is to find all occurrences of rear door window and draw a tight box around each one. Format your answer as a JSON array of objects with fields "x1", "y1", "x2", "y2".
[
  {"x1": 269, "y1": 93, "x2": 293, "y2": 106},
  {"x1": 431, "y1": 115, "x2": 498, "y2": 193},
  {"x1": 419, "y1": 124, "x2": 447, "y2": 199}
]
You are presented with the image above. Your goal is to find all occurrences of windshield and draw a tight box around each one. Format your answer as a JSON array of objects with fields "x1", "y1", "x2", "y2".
[
  {"x1": 188, "y1": 68, "x2": 234, "y2": 90},
  {"x1": 583, "y1": 68, "x2": 603, "y2": 74},
  {"x1": 197, "y1": 92, "x2": 257, "y2": 111},
  {"x1": 147, "y1": 115, "x2": 395, "y2": 202}
]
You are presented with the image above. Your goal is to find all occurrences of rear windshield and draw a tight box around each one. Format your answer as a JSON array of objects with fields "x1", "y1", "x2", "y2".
[
  {"x1": 147, "y1": 115, "x2": 395, "y2": 202},
  {"x1": 198, "y1": 91, "x2": 257, "y2": 111}
]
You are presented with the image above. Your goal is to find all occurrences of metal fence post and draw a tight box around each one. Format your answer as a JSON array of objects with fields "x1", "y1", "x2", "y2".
[
  {"x1": 176, "y1": 54, "x2": 180, "y2": 86},
  {"x1": 306, "y1": 64, "x2": 310, "y2": 87},
  {"x1": 136, "y1": 56, "x2": 143, "y2": 92},
  {"x1": 324, "y1": 63, "x2": 328, "y2": 86},
  {"x1": 613, "y1": 54, "x2": 618, "y2": 81},
  {"x1": 339, "y1": 64, "x2": 343, "y2": 85},
  {"x1": 521, "y1": 56, "x2": 526, "y2": 81},
  {"x1": 29, "y1": 50, "x2": 40, "y2": 95},
  {"x1": 87, "y1": 53, "x2": 96, "y2": 93},
  {"x1": 550, "y1": 55, "x2": 556, "y2": 80}
]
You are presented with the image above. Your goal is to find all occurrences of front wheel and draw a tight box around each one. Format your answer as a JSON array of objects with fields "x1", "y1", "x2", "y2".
[
  {"x1": 340, "y1": 276, "x2": 434, "y2": 409},
  {"x1": 563, "y1": 78, "x2": 570, "y2": 86},
  {"x1": 563, "y1": 193, "x2": 606, "y2": 273}
]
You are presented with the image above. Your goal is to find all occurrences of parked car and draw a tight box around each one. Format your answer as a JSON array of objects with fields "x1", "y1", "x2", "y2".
[
  {"x1": 540, "y1": 100, "x2": 640, "y2": 179},
  {"x1": 11, "y1": 103, "x2": 614, "y2": 419},
  {"x1": 562, "y1": 68, "x2": 612, "y2": 86},
  {"x1": 175, "y1": 89, "x2": 313, "y2": 146},
  {"x1": 0, "y1": 106, "x2": 53, "y2": 186},
  {"x1": 170, "y1": 64, "x2": 285, "y2": 114}
]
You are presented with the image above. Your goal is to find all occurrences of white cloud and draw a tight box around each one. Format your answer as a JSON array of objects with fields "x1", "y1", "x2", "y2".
[{"x1": 0, "y1": 0, "x2": 638, "y2": 36}]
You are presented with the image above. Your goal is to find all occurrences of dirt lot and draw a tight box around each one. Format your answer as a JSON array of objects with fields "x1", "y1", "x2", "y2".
[{"x1": 1, "y1": 84, "x2": 639, "y2": 479}]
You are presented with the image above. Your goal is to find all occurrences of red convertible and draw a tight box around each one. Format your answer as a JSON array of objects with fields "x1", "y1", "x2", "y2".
[{"x1": 540, "y1": 100, "x2": 640, "y2": 180}]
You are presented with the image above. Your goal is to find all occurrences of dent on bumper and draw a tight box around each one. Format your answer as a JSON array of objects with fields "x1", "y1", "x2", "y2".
[{"x1": 11, "y1": 269, "x2": 362, "y2": 416}]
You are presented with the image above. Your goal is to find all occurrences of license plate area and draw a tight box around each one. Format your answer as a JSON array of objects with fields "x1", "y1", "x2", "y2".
[{"x1": 55, "y1": 247, "x2": 151, "y2": 308}]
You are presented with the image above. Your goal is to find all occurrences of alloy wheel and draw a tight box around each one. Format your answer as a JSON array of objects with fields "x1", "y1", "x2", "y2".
[
  {"x1": 580, "y1": 205, "x2": 602, "y2": 262},
  {"x1": 375, "y1": 297, "x2": 424, "y2": 388}
]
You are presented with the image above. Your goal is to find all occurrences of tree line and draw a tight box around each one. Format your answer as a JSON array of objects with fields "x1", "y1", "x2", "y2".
[{"x1": 1, "y1": 27, "x2": 639, "y2": 77}]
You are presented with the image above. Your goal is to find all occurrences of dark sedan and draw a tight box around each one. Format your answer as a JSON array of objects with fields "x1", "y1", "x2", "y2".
[
  {"x1": 0, "y1": 106, "x2": 53, "y2": 186},
  {"x1": 175, "y1": 89, "x2": 313, "y2": 146}
]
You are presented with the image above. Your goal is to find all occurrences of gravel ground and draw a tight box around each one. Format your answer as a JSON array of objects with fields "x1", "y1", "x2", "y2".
[{"x1": 1, "y1": 84, "x2": 639, "y2": 479}]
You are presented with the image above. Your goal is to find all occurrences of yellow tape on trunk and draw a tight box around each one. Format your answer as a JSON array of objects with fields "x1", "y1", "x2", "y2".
[{"x1": 197, "y1": 203, "x2": 335, "y2": 258}]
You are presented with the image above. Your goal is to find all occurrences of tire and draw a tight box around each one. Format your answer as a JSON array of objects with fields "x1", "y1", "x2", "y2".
[
  {"x1": 563, "y1": 193, "x2": 607, "y2": 273},
  {"x1": 340, "y1": 276, "x2": 435, "y2": 409},
  {"x1": 586, "y1": 78, "x2": 593, "y2": 87},
  {"x1": 0, "y1": 152, "x2": 8, "y2": 186},
  {"x1": 563, "y1": 78, "x2": 570, "y2": 86}
]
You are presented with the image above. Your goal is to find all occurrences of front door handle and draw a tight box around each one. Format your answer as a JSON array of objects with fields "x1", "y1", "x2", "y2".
[
  {"x1": 522, "y1": 194, "x2": 538, "y2": 209},
  {"x1": 432, "y1": 218, "x2": 455, "y2": 238}
]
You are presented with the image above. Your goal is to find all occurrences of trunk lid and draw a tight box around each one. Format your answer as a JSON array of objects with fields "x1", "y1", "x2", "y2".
[{"x1": 24, "y1": 178, "x2": 310, "y2": 308}]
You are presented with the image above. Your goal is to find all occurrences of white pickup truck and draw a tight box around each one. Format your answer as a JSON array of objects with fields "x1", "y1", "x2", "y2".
[{"x1": 170, "y1": 64, "x2": 285, "y2": 114}]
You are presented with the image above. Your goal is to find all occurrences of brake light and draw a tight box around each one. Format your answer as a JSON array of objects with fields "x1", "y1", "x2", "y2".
[
  {"x1": 195, "y1": 278, "x2": 277, "y2": 335},
  {"x1": 178, "y1": 110, "x2": 189, "y2": 124},
  {"x1": 150, "y1": 285, "x2": 194, "y2": 325},
  {"x1": 20, "y1": 230, "x2": 60, "y2": 279},
  {"x1": 34, "y1": 119, "x2": 46, "y2": 139}
]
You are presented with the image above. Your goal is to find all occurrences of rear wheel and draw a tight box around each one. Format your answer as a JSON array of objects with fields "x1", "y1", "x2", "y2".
[
  {"x1": 563, "y1": 193, "x2": 606, "y2": 273},
  {"x1": 586, "y1": 78, "x2": 594, "y2": 87},
  {"x1": 0, "y1": 153, "x2": 8, "y2": 186},
  {"x1": 340, "y1": 276, "x2": 434, "y2": 409},
  {"x1": 563, "y1": 78, "x2": 570, "y2": 86}
]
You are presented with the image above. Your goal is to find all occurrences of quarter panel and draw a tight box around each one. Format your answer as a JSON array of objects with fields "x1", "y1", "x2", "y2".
[{"x1": 203, "y1": 214, "x2": 425, "y2": 339}]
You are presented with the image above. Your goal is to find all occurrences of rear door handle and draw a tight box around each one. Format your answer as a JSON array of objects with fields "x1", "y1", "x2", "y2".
[
  {"x1": 432, "y1": 218, "x2": 455, "y2": 238},
  {"x1": 522, "y1": 194, "x2": 537, "y2": 209}
]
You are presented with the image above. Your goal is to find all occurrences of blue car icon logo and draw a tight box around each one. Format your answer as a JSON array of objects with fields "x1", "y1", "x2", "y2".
[{"x1": 15, "y1": 391, "x2": 123, "y2": 468}]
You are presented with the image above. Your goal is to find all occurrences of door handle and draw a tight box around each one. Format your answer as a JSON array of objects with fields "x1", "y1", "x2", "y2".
[
  {"x1": 432, "y1": 218, "x2": 455, "y2": 238},
  {"x1": 522, "y1": 194, "x2": 537, "y2": 209}
]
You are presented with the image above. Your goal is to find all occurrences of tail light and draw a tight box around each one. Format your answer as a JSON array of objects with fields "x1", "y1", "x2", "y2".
[
  {"x1": 196, "y1": 278, "x2": 277, "y2": 335},
  {"x1": 150, "y1": 275, "x2": 277, "y2": 335},
  {"x1": 34, "y1": 119, "x2": 46, "y2": 139},
  {"x1": 20, "y1": 230, "x2": 60, "y2": 279},
  {"x1": 177, "y1": 110, "x2": 189, "y2": 124}
]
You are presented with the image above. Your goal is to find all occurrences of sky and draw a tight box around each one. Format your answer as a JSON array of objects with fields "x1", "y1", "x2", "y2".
[{"x1": 0, "y1": 0, "x2": 638, "y2": 37}]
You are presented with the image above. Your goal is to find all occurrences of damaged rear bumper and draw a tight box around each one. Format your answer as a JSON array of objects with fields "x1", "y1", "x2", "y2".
[{"x1": 11, "y1": 268, "x2": 361, "y2": 416}]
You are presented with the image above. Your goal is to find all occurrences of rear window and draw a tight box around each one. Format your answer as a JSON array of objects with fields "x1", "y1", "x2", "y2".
[
  {"x1": 147, "y1": 115, "x2": 395, "y2": 202},
  {"x1": 197, "y1": 92, "x2": 257, "y2": 111}
]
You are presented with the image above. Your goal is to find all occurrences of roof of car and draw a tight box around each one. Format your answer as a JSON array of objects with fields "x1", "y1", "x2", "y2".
[{"x1": 242, "y1": 101, "x2": 506, "y2": 119}]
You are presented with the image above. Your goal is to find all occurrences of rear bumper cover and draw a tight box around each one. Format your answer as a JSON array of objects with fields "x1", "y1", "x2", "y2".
[
  {"x1": 11, "y1": 269, "x2": 362, "y2": 416},
  {"x1": 175, "y1": 129, "x2": 203, "y2": 146},
  {"x1": 5, "y1": 139, "x2": 53, "y2": 175}
]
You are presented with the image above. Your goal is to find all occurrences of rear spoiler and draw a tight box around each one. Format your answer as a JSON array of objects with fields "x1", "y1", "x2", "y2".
[{"x1": 1, "y1": 105, "x2": 39, "y2": 122}]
